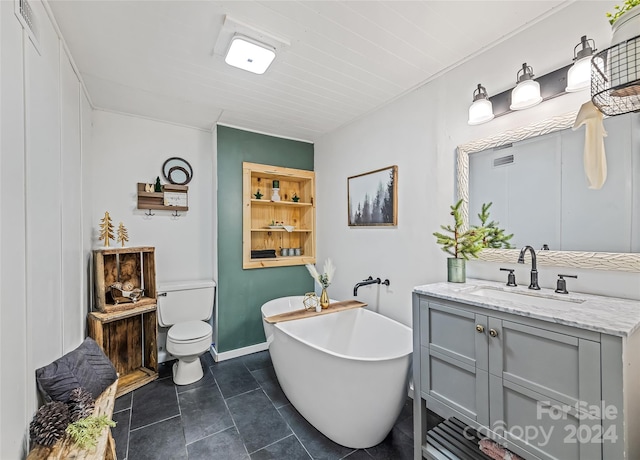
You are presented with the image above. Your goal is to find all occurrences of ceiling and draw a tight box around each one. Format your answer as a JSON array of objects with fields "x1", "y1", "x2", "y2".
[{"x1": 48, "y1": 1, "x2": 569, "y2": 142}]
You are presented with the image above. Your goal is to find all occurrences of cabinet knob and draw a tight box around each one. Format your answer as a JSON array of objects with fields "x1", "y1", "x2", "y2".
[
  {"x1": 489, "y1": 329, "x2": 499, "y2": 338},
  {"x1": 475, "y1": 324, "x2": 485, "y2": 333}
]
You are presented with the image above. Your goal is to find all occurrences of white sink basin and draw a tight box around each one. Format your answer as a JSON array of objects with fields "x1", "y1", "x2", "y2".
[{"x1": 466, "y1": 287, "x2": 584, "y2": 308}]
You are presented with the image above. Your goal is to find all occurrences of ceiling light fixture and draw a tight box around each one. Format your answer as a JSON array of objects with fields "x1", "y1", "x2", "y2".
[
  {"x1": 510, "y1": 63, "x2": 543, "y2": 110},
  {"x1": 225, "y1": 35, "x2": 276, "y2": 75},
  {"x1": 566, "y1": 35, "x2": 597, "y2": 92},
  {"x1": 468, "y1": 84, "x2": 495, "y2": 125}
]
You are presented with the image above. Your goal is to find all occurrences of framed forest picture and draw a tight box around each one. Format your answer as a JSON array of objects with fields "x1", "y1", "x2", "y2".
[{"x1": 348, "y1": 165, "x2": 397, "y2": 226}]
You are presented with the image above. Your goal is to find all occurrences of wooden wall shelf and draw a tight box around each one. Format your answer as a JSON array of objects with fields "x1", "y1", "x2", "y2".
[
  {"x1": 137, "y1": 183, "x2": 188, "y2": 212},
  {"x1": 250, "y1": 199, "x2": 313, "y2": 207},
  {"x1": 243, "y1": 162, "x2": 316, "y2": 269}
]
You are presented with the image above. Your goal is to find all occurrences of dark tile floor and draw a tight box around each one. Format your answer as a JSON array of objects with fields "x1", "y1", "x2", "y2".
[{"x1": 111, "y1": 350, "x2": 441, "y2": 460}]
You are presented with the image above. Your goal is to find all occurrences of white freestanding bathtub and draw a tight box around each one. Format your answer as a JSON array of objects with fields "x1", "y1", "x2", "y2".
[{"x1": 261, "y1": 296, "x2": 413, "y2": 449}]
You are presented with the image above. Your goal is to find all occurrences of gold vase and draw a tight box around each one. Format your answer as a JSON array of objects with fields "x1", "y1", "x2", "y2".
[{"x1": 320, "y1": 287, "x2": 329, "y2": 309}]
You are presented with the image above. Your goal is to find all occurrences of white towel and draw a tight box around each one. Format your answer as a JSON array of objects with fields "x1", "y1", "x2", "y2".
[
  {"x1": 572, "y1": 101, "x2": 607, "y2": 189},
  {"x1": 283, "y1": 225, "x2": 295, "y2": 232}
]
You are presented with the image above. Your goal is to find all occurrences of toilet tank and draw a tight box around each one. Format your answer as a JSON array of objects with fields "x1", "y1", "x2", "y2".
[{"x1": 157, "y1": 280, "x2": 216, "y2": 327}]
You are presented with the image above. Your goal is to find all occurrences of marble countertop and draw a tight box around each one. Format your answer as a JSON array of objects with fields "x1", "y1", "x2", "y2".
[{"x1": 414, "y1": 278, "x2": 640, "y2": 337}]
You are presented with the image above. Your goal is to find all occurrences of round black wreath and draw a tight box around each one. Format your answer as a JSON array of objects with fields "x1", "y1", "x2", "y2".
[{"x1": 162, "y1": 157, "x2": 193, "y2": 185}]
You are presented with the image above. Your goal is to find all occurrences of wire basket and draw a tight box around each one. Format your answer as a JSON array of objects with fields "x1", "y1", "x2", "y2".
[{"x1": 591, "y1": 34, "x2": 640, "y2": 116}]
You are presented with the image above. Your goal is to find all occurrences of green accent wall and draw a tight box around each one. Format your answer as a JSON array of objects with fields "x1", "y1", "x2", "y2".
[{"x1": 216, "y1": 126, "x2": 315, "y2": 353}]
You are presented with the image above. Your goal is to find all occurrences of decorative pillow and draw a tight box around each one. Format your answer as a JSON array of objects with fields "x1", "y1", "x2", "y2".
[{"x1": 35, "y1": 337, "x2": 117, "y2": 403}]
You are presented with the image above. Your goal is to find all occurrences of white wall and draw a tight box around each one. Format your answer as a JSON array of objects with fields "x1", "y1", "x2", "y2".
[
  {"x1": 1, "y1": 1, "x2": 28, "y2": 457},
  {"x1": 90, "y1": 110, "x2": 215, "y2": 285},
  {"x1": 315, "y1": 1, "x2": 639, "y2": 327},
  {"x1": 1, "y1": 0, "x2": 91, "y2": 457}
]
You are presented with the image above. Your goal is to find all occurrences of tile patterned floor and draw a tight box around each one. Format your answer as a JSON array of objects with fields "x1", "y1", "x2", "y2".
[{"x1": 111, "y1": 350, "x2": 441, "y2": 459}]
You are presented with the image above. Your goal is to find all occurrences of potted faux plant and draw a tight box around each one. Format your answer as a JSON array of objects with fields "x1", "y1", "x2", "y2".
[
  {"x1": 608, "y1": 0, "x2": 640, "y2": 44},
  {"x1": 606, "y1": 0, "x2": 640, "y2": 100},
  {"x1": 433, "y1": 200, "x2": 484, "y2": 283},
  {"x1": 305, "y1": 258, "x2": 335, "y2": 309}
]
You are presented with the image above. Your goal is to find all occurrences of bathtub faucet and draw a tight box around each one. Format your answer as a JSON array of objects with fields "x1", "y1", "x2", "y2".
[{"x1": 353, "y1": 276, "x2": 381, "y2": 296}]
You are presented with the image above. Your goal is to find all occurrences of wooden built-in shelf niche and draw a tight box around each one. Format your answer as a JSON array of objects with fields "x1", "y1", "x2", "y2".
[
  {"x1": 243, "y1": 162, "x2": 316, "y2": 269},
  {"x1": 137, "y1": 183, "x2": 188, "y2": 212}
]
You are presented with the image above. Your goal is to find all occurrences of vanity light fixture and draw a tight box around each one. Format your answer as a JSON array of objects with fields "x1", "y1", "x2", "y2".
[
  {"x1": 468, "y1": 84, "x2": 495, "y2": 125},
  {"x1": 510, "y1": 63, "x2": 543, "y2": 110},
  {"x1": 224, "y1": 34, "x2": 276, "y2": 75},
  {"x1": 566, "y1": 36, "x2": 597, "y2": 92}
]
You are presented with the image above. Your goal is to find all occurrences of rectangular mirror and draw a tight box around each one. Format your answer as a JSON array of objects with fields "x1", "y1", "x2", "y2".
[
  {"x1": 457, "y1": 111, "x2": 640, "y2": 273},
  {"x1": 468, "y1": 112, "x2": 639, "y2": 253}
]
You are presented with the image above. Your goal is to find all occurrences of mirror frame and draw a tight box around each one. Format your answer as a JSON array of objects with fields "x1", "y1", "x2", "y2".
[{"x1": 457, "y1": 111, "x2": 639, "y2": 273}]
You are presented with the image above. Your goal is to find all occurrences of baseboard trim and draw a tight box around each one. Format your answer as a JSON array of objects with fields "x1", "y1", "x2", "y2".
[{"x1": 209, "y1": 342, "x2": 269, "y2": 362}]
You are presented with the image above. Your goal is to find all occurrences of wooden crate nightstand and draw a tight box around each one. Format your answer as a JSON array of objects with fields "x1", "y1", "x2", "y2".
[
  {"x1": 93, "y1": 246, "x2": 157, "y2": 313},
  {"x1": 89, "y1": 246, "x2": 159, "y2": 396}
]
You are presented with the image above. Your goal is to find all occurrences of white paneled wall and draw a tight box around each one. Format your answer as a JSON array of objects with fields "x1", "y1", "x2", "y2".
[
  {"x1": 90, "y1": 110, "x2": 215, "y2": 285},
  {"x1": 81, "y1": 92, "x2": 93, "y2": 312},
  {"x1": 25, "y1": 0, "x2": 63, "y2": 373},
  {"x1": 1, "y1": 1, "x2": 29, "y2": 457},
  {"x1": 0, "y1": 1, "x2": 90, "y2": 457},
  {"x1": 60, "y1": 49, "x2": 84, "y2": 351}
]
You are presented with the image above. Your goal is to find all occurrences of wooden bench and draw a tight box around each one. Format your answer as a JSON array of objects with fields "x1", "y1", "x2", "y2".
[{"x1": 27, "y1": 380, "x2": 118, "y2": 460}]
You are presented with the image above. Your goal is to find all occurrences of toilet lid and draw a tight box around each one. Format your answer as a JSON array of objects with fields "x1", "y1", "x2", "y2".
[{"x1": 168, "y1": 321, "x2": 212, "y2": 342}]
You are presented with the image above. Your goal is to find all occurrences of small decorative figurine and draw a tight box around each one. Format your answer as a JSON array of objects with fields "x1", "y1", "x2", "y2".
[
  {"x1": 254, "y1": 189, "x2": 263, "y2": 199},
  {"x1": 271, "y1": 180, "x2": 280, "y2": 201},
  {"x1": 154, "y1": 176, "x2": 162, "y2": 192},
  {"x1": 292, "y1": 193, "x2": 300, "y2": 202},
  {"x1": 98, "y1": 212, "x2": 115, "y2": 247},
  {"x1": 144, "y1": 183, "x2": 153, "y2": 193},
  {"x1": 303, "y1": 292, "x2": 321, "y2": 313},
  {"x1": 117, "y1": 222, "x2": 129, "y2": 247}
]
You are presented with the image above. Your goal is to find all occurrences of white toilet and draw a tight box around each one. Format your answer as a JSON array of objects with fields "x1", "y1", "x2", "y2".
[{"x1": 157, "y1": 280, "x2": 216, "y2": 385}]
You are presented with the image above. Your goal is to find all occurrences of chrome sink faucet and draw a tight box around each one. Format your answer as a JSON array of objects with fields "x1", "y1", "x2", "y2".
[{"x1": 517, "y1": 246, "x2": 541, "y2": 290}]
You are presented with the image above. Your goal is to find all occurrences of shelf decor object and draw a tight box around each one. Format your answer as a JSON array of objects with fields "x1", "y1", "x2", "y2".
[
  {"x1": 243, "y1": 162, "x2": 316, "y2": 269},
  {"x1": 98, "y1": 212, "x2": 114, "y2": 247},
  {"x1": 305, "y1": 258, "x2": 335, "y2": 309},
  {"x1": 162, "y1": 157, "x2": 193, "y2": 185},
  {"x1": 116, "y1": 222, "x2": 129, "y2": 247},
  {"x1": 347, "y1": 165, "x2": 397, "y2": 226}
]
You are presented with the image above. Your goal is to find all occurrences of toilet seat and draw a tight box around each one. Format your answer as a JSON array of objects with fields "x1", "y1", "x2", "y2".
[{"x1": 168, "y1": 320, "x2": 212, "y2": 343}]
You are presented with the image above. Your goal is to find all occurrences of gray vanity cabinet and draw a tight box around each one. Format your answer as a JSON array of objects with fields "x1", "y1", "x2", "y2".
[
  {"x1": 415, "y1": 295, "x2": 605, "y2": 460},
  {"x1": 419, "y1": 300, "x2": 489, "y2": 424}
]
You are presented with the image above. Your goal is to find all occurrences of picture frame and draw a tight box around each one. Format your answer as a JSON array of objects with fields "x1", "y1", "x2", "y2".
[{"x1": 347, "y1": 165, "x2": 397, "y2": 226}]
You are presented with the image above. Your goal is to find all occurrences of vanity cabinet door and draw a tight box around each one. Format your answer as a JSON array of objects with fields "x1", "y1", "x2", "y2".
[
  {"x1": 488, "y1": 319, "x2": 602, "y2": 460},
  {"x1": 420, "y1": 300, "x2": 489, "y2": 424},
  {"x1": 489, "y1": 319, "x2": 601, "y2": 407},
  {"x1": 489, "y1": 376, "x2": 602, "y2": 460}
]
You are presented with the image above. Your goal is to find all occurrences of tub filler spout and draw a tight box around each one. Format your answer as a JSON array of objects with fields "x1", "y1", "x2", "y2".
[{"x1": 353, "y1": 276, "x2": 381, "y2": 296}]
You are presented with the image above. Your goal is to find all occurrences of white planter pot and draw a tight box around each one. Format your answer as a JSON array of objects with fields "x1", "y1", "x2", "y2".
[
  {"x1": 609, "y1": 6, "x2": 640, "y2": 93},
  {"x1": 611, "y1": 5, "x2": 640, "y2": 45}
]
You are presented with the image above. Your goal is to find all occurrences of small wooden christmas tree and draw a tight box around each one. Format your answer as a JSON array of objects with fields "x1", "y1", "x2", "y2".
[
  {"x1": 98, "y1": 212, "x2": 115, "y2": 247},
  {"x1": 433, "y1": 199, "x2": 485, "y2": 259},
  {"x1": 475, "y1": 202, "x2": 514, "y2": 249},
  {"x1": 117, "y1": 222, "x2": 129, "y2": 247}
]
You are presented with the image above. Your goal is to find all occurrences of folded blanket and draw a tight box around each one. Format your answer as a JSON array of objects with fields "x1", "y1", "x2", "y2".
[{"x1": 479, "y1": 438, "x2": 524, "y2": 460}]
